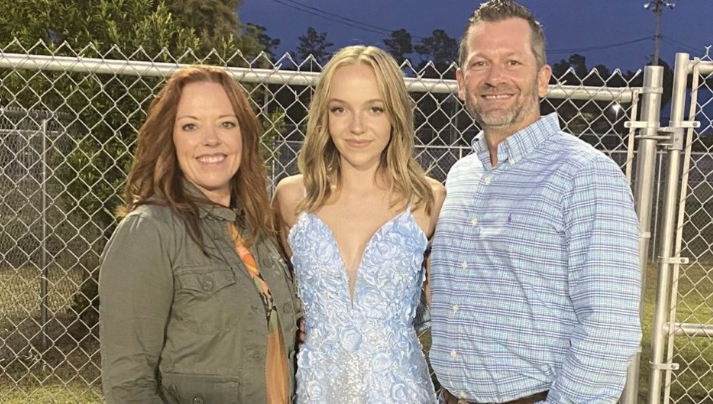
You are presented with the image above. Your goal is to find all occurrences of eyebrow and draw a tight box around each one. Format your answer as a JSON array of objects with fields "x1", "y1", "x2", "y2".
[
  {"x1": 328, "y1": 98, "x2": 384, "y2": 104},
  {"x1": 176, "y1": 114, "x2": 237, "y2": 120}
]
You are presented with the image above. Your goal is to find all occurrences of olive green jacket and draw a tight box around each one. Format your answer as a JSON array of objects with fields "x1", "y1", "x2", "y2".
[{"x1": 99, "y1": 197, "x2": 299, "y2": 404}]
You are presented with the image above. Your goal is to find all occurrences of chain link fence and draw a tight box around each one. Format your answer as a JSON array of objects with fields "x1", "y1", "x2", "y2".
[
  {"x1": 0, "y1": 41, "x2": 710, "y2": 403},
  {"x1": 657, "y1": 49, "x2": 713, "y2": 404}
]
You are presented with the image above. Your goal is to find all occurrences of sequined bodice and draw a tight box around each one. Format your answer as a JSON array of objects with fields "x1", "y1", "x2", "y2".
[{"x1": 288, "y1": 210, "x2": 436, "y2": 404}]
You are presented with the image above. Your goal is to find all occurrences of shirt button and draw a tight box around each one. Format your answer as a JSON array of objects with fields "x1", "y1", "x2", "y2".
[
  {"x1": 452, "y1": 305, "x2": 459, "y2": 314},
  {"x1": 471, "y1": 218, "x2": 478, "y2": 226},
  {"x1": 460, "y1": 391, "x2": 468, "y2": 399},
  {"x1": 461, "y1": 261, "x2": 468, "y2": 269},
  {"x1": 193, "y1": 396, "x2": 205, "y2": 404},
  {"x1": 282, "y1": 302, "x2": 292, "y2": 314},
  {"x1": 202, "y1": 279, "x2": 213, "y2": 291},
  {"x1": 451, "y1": 349, "x2": 457, "y2": 358},
  {"x1": 483, "y1": 176, "x2": 491, "y2": 184}
]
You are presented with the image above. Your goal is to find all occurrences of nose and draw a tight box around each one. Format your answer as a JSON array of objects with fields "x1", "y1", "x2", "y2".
[
  {"x1": 349, "y1": 111, "x2": 366, "y2": 135},
  {"x1": 484, "y1": 63, "x2": 506, "y2": 86},
  {"x1": 202, "y1": 125, "x2": 220, "y2": 146}
]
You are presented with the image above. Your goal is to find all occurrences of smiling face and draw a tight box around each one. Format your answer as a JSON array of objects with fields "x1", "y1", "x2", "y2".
[
  {"x1": 457, "y1": 17, "x2": 551, "y2": 138},
  {"x1": 327, "y1": 63, "x2": 392, "y2": 172},
  {"x1": 173, "y1": 81, "x2": 242, "y2": 206}
]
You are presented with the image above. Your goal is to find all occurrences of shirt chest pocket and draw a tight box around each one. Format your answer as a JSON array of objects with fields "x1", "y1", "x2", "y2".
[
  {"x1": 174, "y1": 265, "x2": 241, "y2": 334},
  {"x1": 480, "y1": 212, "x2": 565, "y2": 260}
]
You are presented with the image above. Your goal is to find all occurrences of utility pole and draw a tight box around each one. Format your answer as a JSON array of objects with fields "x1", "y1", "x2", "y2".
[{"x1": 645, "y1": 0, "x2": 677, "y2": 65}]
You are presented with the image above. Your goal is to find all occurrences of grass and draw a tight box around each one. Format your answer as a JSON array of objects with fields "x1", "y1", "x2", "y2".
[
  {"x1": 0, "y1": 382, "x2": 102, "y2": 404},
  {"x1": 1, "y1": 264, "x2": 711, "y2": 403},
  {"x1": 640, "y1": 262, "x2": 713, "y2": 404},
  {"x1": 0, "y1": 267, "x2": 102, "y2": 403}
]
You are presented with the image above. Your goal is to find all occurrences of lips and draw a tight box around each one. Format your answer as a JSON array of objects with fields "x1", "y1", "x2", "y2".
[
  {"x1": 196, "y1": 154, "x2": 226, "y2": 164},
  {"x1": 346, "y1": 139, "x2": 372, "y2": 148},
  {"x1": 481, "y1": 94, "x2": 513, "y2": 100}
]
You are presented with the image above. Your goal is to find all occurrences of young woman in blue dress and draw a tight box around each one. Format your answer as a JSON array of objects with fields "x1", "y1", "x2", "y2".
[{"x1": 272, "y1": 45, "x2": 445, "y2": 404}]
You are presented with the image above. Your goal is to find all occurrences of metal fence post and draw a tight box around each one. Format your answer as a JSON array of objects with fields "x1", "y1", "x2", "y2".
[
  {"x1": 646, "y1": 52, "x2": 691, "y2": 404},
  {"x1": 620, "y1": 65, "x2": 664, "y2": 404},
  {"x1": 40, "y1": 118, "x2": 49, "y2": 356}
]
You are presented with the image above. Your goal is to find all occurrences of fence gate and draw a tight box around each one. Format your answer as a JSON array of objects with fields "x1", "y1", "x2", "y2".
[{"x1": 647, "y1": 51, "x2": 713, "y2": 404}]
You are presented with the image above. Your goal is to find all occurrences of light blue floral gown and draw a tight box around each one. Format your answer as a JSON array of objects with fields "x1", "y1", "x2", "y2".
[{"x1": 288, "y1": 206, "x2": 437, "y2": 404}]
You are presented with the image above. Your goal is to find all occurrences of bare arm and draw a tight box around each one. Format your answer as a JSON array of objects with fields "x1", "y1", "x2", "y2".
[
  {"x1": 424, "y1": 178, "x2": 446, "y2": 307},
  {"x1": 271, "y1": 175, "x2": 304, "y2": 261}
]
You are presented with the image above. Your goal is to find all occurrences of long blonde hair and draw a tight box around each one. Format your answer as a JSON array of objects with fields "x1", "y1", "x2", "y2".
[
  {"x1": 121, "y1": 65, "x2": 273, "y2": 249},
  {"x1": 297, "y1": 45, "x2": 434, "y2": 214}
]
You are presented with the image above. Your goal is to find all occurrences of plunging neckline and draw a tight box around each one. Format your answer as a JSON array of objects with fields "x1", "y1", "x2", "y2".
[{"x1": 307, "y1": 209, "x2": 413, "y2": 305}]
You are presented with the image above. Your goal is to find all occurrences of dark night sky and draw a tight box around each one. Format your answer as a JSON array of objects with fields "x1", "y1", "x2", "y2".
[{"x1": 240, "y1": 0, "x2": 713, "y2": 72}]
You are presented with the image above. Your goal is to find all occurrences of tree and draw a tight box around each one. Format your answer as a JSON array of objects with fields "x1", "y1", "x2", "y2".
[
  {"x1": 411, "y1": 29, "x2": 459, "y2": 144},
  {"x1": 165, "y1": 0, "x2": 238, "y2": 48},
  {"x1": 551, "y1": 55, "x2": 588, "y2": 83},
  {"x1": 246, "y1": 23, "x2": 281, "y2": 61},
  {"x1": 547, "y1": 53, "x2": 676, "y2": 148},
  {"x1": 414, "y1": 29, "x2": 458, "y2": 77},
  {"x1": 383, "y1": 29, "x2": 413, "y2": 64},
  {"x1": 0, "y1": 0, "x2": 268, "y2": 339},
  {"x1": 296, "y1": 27, "x2": 333, "y2": 70}
]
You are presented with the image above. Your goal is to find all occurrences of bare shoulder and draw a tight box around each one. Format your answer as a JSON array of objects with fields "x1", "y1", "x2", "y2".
[
  {"x1": 273, "y1": 175, "x2": 305, "y2": 227},
  {"x1": 415, "y1": 177, "x2": 445, "y2": 238},
  {"x1": 427, "y1": 177, "x2": 446, "y2": 208},
  {"x1": 275, "y1": 175, "x2": 305, "y2": 202}
]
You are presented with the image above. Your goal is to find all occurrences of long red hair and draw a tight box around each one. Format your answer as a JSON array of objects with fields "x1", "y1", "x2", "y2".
[{"x1": 121, "y1": 65, "x2": 273, "y2": 248}]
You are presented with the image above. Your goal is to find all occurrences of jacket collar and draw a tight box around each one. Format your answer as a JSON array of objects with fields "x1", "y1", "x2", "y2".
[{"x1": 182, "y1": 180, "x2": 245, "y2": 223}]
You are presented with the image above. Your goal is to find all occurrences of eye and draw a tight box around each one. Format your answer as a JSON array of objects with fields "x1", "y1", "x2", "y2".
[
  {"x1": 370, "y1": 106, "x2": 385, "y2": 114},
  {"x1": 329, "y1": 106, "x2": 345, "y2": 114},
  {"x1": 507, "y1": 60, "x2": 522, "y2": 66},
  {"x1": 181, "y1": 123, "x2": 197, "y2": 131},
  {"x1": 221, "y1": 120, "x2": 237, "y2": 129},
  {"x1": 471, "y1": 60, "x2": 486, "y2": 69}
]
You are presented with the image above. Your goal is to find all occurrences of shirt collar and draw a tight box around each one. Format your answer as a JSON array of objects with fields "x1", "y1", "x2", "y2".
[
  {"x1": 471, "y1": 113, "x2": 560, "y2": 168},
  {"x1": 182, "y1": 180, "x2": 242, "y2": 222}
]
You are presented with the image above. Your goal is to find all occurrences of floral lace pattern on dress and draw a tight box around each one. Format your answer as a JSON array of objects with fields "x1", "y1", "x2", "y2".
[{"x1": 289, "y1": 209, "x2": 436, "y2": 404}]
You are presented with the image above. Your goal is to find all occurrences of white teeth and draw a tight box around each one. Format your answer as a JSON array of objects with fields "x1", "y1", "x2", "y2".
[
  {"x1": 198, "y1": 155, "x2": 225, "y2": 164},
  {"x1": 484, "y1": 94, "x2": 511, "y2": 99}
]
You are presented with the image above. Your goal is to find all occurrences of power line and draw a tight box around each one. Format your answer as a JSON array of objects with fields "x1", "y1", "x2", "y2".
[
  {"x1": 549, "y1": 36, "x2": 653, "y2": 55},
  {"x1": 660, "y1": 36, "x2": 702, "y2": 55},
  {"x1": 280, "y1": 0, "x2": 405, "y2": 37},
  {"x1": 266, "y1": 2, "x2": 672, "y2": 62},
  {"x1": 271, "y1": 0, "x2": 424, "y2": 39},
  {"x1": 271, "y1": 0, "x2": 389, "y2": 36}
]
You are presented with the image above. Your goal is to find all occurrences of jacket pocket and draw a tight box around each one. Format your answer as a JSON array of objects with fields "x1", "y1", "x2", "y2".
[
  {"x1": 177, "y1": 266, "x2": 236, "y2": 294},
  {"x1": 160, "y1": 371, "x2": 240, "y2": 404},
  {"x1": 173, "y1": 265, "x2": 239, "y2": 333}
]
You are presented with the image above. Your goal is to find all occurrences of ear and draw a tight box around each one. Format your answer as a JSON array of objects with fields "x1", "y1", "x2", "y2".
[
  {"x1": 537, "y1": 64, "x2": 552, "y2": 98},
  {"x1": 456, "y1": 68, "x2": 466, "y2": 101}
]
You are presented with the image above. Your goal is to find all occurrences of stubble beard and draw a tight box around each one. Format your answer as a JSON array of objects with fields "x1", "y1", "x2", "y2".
[{"x1": 465, "y1": 82, "x2": 540, "y2": 132}]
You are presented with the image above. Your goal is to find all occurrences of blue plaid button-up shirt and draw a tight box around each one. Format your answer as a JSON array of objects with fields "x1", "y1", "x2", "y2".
[{"x1": 430, "y1": 113, "x2": 641, "y2": 404}]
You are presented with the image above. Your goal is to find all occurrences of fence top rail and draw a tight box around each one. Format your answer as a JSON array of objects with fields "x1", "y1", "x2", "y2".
[
  {"x1": 0, "y1": 53, "x2": 638, "y2": 103},
  {"x1": 693, "y1": 59, "x2": 713, "y2": 76}
]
